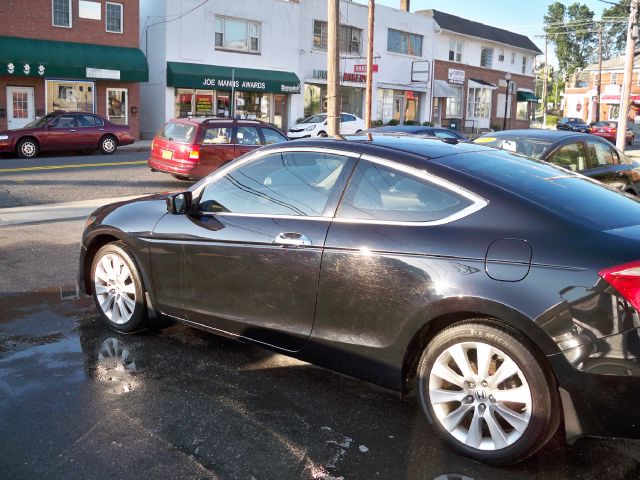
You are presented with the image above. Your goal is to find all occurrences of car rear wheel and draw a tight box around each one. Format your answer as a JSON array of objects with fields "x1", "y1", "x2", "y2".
[
  {"x1": 17, "y1": 138, "x2": 39, "y2": 159},
  {"x1": 417, "y1": 321, "x2": 558, "y2": 465},
  {"x1": 99, "y1": 135, "x2": 118, "y2": 155},
  {"x1": 91, "y1": 242, "x2": 147, "y2": 333}
]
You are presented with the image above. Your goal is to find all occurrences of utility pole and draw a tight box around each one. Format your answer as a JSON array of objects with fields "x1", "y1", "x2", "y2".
[
  {"x1": 543, "y1": 36, "x2": 548, "y2": 128},
  {"x1": 616, "y1": 0, "x2": 639, "y2": 151},
  {"x1": 327, "y1": 0, "x2": 341, "y2": 137},
  {"x1": 596, "y1": 22, "x2": 603, "y2": 123},
  {"x1": 364, "y1": 0, "x2": 375, "y2": 129}
]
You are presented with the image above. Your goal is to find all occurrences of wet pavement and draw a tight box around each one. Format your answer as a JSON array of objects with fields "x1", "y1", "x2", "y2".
[{"x1": 2, "y1": 285, "x2": 640, "y2": 479}]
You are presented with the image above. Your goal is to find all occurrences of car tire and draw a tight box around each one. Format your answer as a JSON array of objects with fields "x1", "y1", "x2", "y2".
[
  {"x1": 171, "y1": 174, "x2": 192, "y2": 181},
  {"x1": 417, "y1": 321, "x2": 559, "y2": 465},
  {"x1": 17, "y1": 138, "x2": 39, "y2": 159},
  {"x1": 628, "y1": 136, "x2": 634, "y2": 146},
  {"x1": 318, "y1": 131, "x2": 328, "y2": 137},
  {"x1": 99, "y1": 135, "x2": 118, "y2": 155},
  {"x1": 91, "y1": 241, "x2": 148, "y2": 333}
]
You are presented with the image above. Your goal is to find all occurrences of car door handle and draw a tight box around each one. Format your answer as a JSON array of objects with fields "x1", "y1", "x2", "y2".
[
  {"x1": 69, "y1": 129, "x2": 76, "y2": 132},
  {"x1": 99, "y1": 128, "x2": 105, "y2": 131},
  {"x1": 272, "y1": 232, "x2": 312, "y2": 247}
]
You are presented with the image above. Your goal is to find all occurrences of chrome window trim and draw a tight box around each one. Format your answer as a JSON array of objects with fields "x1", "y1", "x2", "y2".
[{"x1": 192, "y1": 146, "x2": 488, "y2": 227}]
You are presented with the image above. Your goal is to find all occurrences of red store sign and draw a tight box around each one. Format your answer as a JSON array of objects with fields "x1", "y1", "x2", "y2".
[
  {"x1": 354, "y1": 64, "x2": 379, "y2": 73},
  {"x1": 343, "y1": 73, "x2": 366, "y2": 83}
]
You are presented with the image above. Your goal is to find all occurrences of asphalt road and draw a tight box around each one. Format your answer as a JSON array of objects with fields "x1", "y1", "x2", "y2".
[
  {"x1": 1, "y1": 150, "x2": 639, "y2": 479},
  {"x1": 0, "y1": 149, "x2": 188, "y2": 208}
]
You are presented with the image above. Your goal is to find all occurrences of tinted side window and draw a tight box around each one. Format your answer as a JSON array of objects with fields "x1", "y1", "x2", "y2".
[
  {"x1": 77, "y1": 115, "x2": 99, "y2": 127},
  {"x1": 549, "y1": 142, "x2": 586, "y2": 172},
  {"x1": 157, "y1": 122, "x2": 196, "y2": 144},
  {"x1": 202, "y1": 126, "x2": 232, "y2": 145},
  {"x1": 261, "y1": 128, "x2": 288, "y2": 145},
  {"x1": 198, "y1": 152, "x2": 350, "y2": 216},
  {"x1": 337, "y1": 160, "x2": 473, "y2": 222},
  {"x1": 587, "y1": 140, "x2": 616, "y2": 167},
  {"x1": 434, "y1": 130, "x2": 458, "y2": 139},
  {"x1": 52, "y1": 115, "x2": 77, "y2": 128},
  {"x1": 236, "y1": 126, "x2": 262, "y2": 145}
]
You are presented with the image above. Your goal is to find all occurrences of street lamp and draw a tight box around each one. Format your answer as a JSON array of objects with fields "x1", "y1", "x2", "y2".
[{"x1": 503, "y1": 72, "x2": 512, "y2": 131}]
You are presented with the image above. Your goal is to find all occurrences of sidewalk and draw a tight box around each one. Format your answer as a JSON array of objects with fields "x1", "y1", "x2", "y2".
[
  {"x1": 120, "y1": 139, "x2": 152, "y2": 152},
  {"x1": 0, "y1": 195, "x2": 141, "y2": 227}
]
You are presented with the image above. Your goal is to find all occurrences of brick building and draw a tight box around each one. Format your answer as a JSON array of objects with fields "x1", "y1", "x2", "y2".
[
  {"x1": 0, "y1": 0, "x2": 148, "y2": 138},
  {"x1": 417, "y1": 10, "x2": 541, "y2": 132},
  {"x1": 563, "y1": 54, "x2": 640, "y2": 134}
]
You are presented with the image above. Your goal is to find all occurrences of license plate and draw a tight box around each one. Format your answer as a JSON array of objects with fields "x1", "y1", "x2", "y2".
[
  {"x1": 161, "y1": 149, "x2": 173, "y2": 160},
  {"x1": 598, "y1": 128, "x2": 605, "y2": 132}
]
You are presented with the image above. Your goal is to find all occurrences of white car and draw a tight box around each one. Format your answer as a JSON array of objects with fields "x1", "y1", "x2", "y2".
[{"x1": 288, "y1": 113, "x2": 365, "y2": 139}]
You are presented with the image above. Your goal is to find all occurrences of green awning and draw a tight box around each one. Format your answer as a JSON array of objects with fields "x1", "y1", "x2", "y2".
[
  {"x1": 0, "y1": 36, "x2": 148, "y2": 82},
  {"x1": 167, "y1": 61, "x2": 301, "y2": 94},
  {"x1": 517, "y1": 90, "x2": 540, "y2": 102}
]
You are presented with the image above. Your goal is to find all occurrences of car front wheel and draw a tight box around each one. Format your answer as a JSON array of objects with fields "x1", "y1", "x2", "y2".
[
  {"x1": 91, "y1": 242, "x2": 147, "y2": 333},
  {"x1": 99, "y1": 135, "x2": 118, "y2": 155},
  {"x1": 17, "y1": 138, "x2": 39, "y2": 159},
  {"x1": 417, "y1": 321, "x2": 558, "y2": 465}
]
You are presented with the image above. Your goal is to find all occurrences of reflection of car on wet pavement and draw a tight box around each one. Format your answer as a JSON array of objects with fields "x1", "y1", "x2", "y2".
[
  {"x1": 79, "y1": 134, "x2": 640, "y2": 465},
  {"x1": 473, "y1": 130, "x2": 640, "y2": 195}
]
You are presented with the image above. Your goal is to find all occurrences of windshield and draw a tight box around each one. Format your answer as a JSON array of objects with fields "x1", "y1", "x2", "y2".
[
  {"x1": 472, "y1": 136, "x2": 552, "y2": 159},
  {"x1": 301, "y1": 114, "x2": 327, "y2": 124},
  {"x1": 24, "y1": 115, "x2": 57, "y2": 128}
]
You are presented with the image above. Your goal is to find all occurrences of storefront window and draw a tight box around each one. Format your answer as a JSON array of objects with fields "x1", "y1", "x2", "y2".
[
  {"x1": 516, "y1": 101, "x2": 529, "y2": 121},
  {"x1": 376, "y1": 89, "x2": 394, "y2": 123},
  {"x1": 445, "y1": 86, "x2": 463, "y2": 117},
  {"x1": 107, "y1": 88, "x2": 127, "y2": 125},
  {"x1": 174, "y1": 88, "x2": 194, "y2": 118},
  {"x1": 235, "y1": 91, "x2": 269, "y2": 121},
  {"x1": 467, "y1": 87, "x2": 491, "y2": 119},
  {"x1": 404, "y1": 91, "x2": 420, "y2": 122},
  {"x1": 342, "y1": 86, "x2": 363, "y2": 117},
  {"x1": 609, "y1": 104, "x2": 620, "y2": 121},
  {"x1": 194, "y1": 90, "x2": 214, "y2": 117},
  {"x1": 304, "y1": 84, "x2": 325, "y2": 117},
  {"x1": 46, "y1": 80, "x2": 94, "y2": 113}
]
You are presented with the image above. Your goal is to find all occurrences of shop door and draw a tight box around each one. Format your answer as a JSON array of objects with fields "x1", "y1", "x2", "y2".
[
  {"x1": 433, "y1": 98, "x2": 442, "y2": 126},
  {"x1": 273, "y1": 94, "x2": 287, "y2": 129},
  {"x1": 393, "y1": 94, "x2": 404, "y2": 123},
  {"x1": 7, "y1": 87, "x2": 35, "y2": 130},
  {"x1": 216, "y1": 94, "x2": 230, "y2": 118}
]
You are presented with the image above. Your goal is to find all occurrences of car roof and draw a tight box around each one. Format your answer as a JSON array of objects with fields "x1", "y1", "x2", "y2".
[
  {"x1": 475, "y1": 129, "x2": 592, "y2": 141},
  {"x1": 168, "y1": 117, "x2": 277, "y2": 127},
  {"x1": 367, "y1": 126, "x2": 432, "y2": 133}
]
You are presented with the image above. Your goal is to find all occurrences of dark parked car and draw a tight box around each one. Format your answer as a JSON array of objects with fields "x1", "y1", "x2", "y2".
[
  {"x1": 556, "y1": 117, "x2": 589, "y2": 133},
  {"x1": 365, "y1": 124, "x2": 468, "y2": 141},
  {"x1": 473, "y1": 129, "x2": 640, "y2": 195},
  {"x1": 80, "y1": 135, "x2": 640, "y2": 465},
  {"x1": 148, "y1": 118, "x2": 289, "y2": 180},
  {"x1": 0, "y1": 112, "x2": 134, "y2": 158},
  {"x1": 589, "y1": 120, "x2": 635, "y2": 145}
]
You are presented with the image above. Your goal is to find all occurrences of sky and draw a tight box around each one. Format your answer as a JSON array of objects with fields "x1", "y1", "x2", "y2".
[{"x1": 353, "y1": 0, "x2": 614, "y2": 66}]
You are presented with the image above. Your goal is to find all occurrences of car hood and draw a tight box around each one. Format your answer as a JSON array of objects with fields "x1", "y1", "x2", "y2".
[
  {"x1": 85, "y1": 192, "x2": 175, "y2": 241},
  {"x1": 290, "y1": 122, "x2": 324, "y2": 130}
]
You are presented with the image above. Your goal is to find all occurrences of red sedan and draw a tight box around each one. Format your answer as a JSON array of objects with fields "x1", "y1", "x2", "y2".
[
  {"x1": 0, "y1": 112, "x2": 135, "y2": 158},
  {"x1": 590, "y1": 121, "x2": 635, "y2": 146}
]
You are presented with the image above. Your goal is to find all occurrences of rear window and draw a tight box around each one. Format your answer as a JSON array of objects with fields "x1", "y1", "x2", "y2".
[
  {"x1": 441, "y1": 150, "x2": 640, "y2": 230},
  {"x1": 157, "y1": 121, "x2": 197, "y2": 144},
  {"x1": 472, "y1": 135, "x2": 551, "y2": 159}
]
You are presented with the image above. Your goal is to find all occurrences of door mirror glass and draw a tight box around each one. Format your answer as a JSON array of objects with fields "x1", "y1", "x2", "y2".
[{"x1": 166, "y1": 192, "x2": 192, "y2": 214}]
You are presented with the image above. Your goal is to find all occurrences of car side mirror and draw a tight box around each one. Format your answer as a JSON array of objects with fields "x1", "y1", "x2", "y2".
[
  {"x1": 46, "y1": 124, "x2": 53, "y2": 129},
  {"x1": 166, "y1": 192, "x2": 192, "y2": 215}
]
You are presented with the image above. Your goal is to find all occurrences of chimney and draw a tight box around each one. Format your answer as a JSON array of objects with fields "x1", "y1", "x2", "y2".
[{"x1": 400, "y1": 0, "x2": 410, "y2": 11}]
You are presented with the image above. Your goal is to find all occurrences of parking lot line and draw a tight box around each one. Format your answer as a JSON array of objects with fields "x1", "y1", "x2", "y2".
[{"x1": 0, "y1": 160, "x2": 147, "y2": 173}]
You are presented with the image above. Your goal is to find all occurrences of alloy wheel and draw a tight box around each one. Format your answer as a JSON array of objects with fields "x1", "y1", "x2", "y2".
[
  {"x1": 428, "y1": 341, "x2": 532, "y2": 451},
  {"x1": 20, "y1": 141, "x2": 37, "y2": 157},
  {"x1": 93, "y1": 253, "x2": 137, "y2": 324},
  {"x1": 102, "y1": 137, "x2": 116, "y2": 153}
]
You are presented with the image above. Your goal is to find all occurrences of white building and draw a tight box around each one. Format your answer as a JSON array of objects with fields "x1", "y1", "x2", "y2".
[{"x1": 139, "y1": 0, "x2": 434, "y2": 138}]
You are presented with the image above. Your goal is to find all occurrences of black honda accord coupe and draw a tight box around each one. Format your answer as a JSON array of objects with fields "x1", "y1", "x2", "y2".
[{"x1": 79, "y1": 134, "x2": 640, "y2": 465}]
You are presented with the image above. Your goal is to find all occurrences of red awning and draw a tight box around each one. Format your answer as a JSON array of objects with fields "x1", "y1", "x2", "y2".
[{"x1": 600, "y1": 93, "x2": 640, "y2": 104}]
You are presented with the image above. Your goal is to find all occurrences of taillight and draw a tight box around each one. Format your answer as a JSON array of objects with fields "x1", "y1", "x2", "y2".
[
  {"x1": 599, "y1": 261, "x2": 640, "y2": 311},
  {"x1": 188, "y1": 145, "x2": 200, "y2": 160}
]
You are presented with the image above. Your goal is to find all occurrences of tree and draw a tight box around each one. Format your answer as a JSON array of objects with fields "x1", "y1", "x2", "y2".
[
  {"x1": 544, "y1": 2, "x2": 597, "y2": 74},
  {"x1": 602, "y1": 0, "x2": 630, "y2": 59}
]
